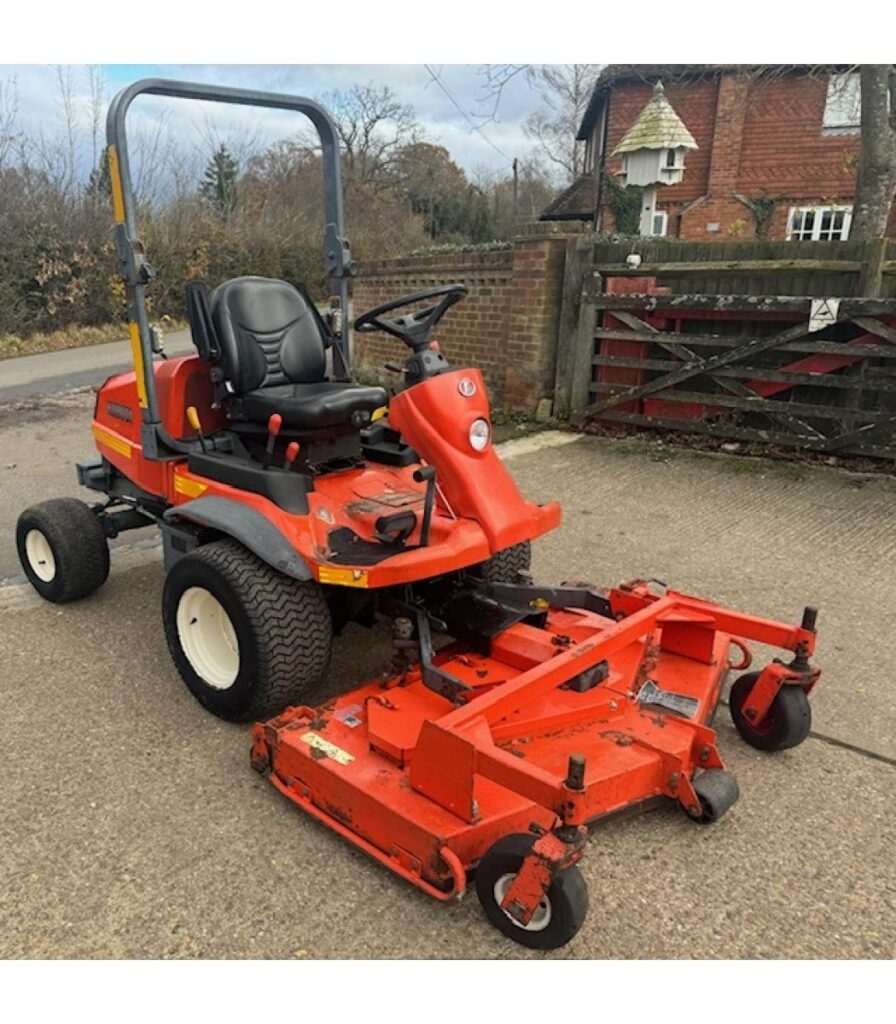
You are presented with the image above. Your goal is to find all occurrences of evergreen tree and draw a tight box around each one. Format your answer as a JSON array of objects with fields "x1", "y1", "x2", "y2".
[
  {"x1": 84, "y1": 151, "x2": 111, "y2": 203},
  {"x1": 199, "y1": 145, "x2": 238, "y2": 218}
]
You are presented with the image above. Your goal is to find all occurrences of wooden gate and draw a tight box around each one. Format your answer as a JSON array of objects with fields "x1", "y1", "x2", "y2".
[
  {"x1": 586, "y1": 293, "x2": 896, "y2": 458},
  {"x1": 553, "y1": 238, "x2": 896, "y2": 459}
]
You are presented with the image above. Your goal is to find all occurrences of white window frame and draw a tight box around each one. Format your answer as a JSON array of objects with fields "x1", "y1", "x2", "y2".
[
  {"x1": 823, "y1": 73, "x2": 861, "y2": 133},
  {"x1": 786, "y1": 205, "x2": 853, "y2": 242},
  {"x1": 650, "y1": 210, "x2": 668, "y2": 237}
]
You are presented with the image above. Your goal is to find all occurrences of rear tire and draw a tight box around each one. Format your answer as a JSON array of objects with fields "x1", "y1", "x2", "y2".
[
  {"x1": 162, "y1": 539, "x2": 332, "y2": 721},
  {"x1": 16, "y1": 498, "x2": 109, "y2": 603},
  {"x1": 472, "y1": 541, "x2": 531, "y2": 583}
]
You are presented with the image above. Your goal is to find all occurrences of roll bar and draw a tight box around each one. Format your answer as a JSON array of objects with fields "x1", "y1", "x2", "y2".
[{"x1": 105, "y1": 78, "x2": 354, "y2": 458}]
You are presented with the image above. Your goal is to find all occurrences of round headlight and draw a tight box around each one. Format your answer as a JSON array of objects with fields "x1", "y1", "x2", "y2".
[{"x1": 469, "y1": 418, "x2": 490, "y2": 452}]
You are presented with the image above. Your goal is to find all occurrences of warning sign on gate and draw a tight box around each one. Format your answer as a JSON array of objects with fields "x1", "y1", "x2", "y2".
[{"x1": 808, "y1": 297, "x2": 841, "y2": 333}]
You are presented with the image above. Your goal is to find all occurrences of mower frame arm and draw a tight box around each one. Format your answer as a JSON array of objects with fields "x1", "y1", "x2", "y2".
[{"x1": 105, "y1": 78, "x2": 354, "y2": 458}]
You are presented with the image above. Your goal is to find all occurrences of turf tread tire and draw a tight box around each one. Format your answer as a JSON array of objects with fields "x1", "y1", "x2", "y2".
[
  {"x1": 162, "y1": 539, "x2": 332, "y2": 722},
  {"x1": 16, "y1": 497, "x2": 110, "y2": 603},
  {"x1": 472, "y1": 541, "x2": 531, "y2": 584}
]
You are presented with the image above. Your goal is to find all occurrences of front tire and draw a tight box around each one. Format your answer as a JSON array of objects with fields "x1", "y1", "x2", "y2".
[
  {"x1": 472, "y1": 541, "x2": 531, "y2": 583},
  {"x1": 475, "y1": 833, "x2": 588, "y2": 950},
  {"x1": 162, "y1": 539, "x2": 332, "y2": 721},
  {"x1": 16, "y1": 498, "x2": 110, "y2": 603}
]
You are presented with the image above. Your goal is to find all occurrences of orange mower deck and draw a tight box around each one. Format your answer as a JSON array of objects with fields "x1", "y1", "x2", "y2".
[{"x1": 252, "y1": 581, "x2": 820, "y2": 948}]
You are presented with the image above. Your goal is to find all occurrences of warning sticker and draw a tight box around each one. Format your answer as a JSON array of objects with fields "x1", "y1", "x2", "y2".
[
  {"x1": 637, "y1": 680, "x2": 699, "y2": 719},
  {"x1": 301, "y1": 731, "x2": 355, "y2": 765},
  {"x1": 334, "y1": 704, "x2": 364, "y2": 728},
  {"x1": 808, "y1": 297, "x2": 840, "y2": 333}
]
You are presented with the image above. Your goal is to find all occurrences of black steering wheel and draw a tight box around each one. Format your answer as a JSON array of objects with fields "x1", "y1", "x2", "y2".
[{"x1": 354, "y1": 284, "x2": 467, "y2": 351}]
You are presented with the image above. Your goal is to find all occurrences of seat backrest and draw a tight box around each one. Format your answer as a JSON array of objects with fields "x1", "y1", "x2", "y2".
[{"x1": 209, "y1": 276, "x2": 327, "y2": 395}]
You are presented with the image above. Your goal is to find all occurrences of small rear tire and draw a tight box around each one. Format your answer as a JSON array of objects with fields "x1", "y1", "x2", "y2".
[
  {"x1": 475, "y1": 833, "x2": 588, "y2": 950},
  {"x1": 16, "y1": 498, "x2": 110, "y2": 603},
  {"x1": 162, "y1": 539, "x2": 332, "y2": 722},
  {"x1": 729, "y1": 671, "x2": 812, "y2": 752},
  {"x1": 471, "y1": 541, "x2": 531, "y2": 583}
]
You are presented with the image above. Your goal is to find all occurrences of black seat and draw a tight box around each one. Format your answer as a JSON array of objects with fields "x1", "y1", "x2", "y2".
[{"x1": 203, "y1": 276, "x2": 386, "y2": 431}]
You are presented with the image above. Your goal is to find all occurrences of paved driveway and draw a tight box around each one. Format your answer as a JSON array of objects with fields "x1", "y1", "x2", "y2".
[{"x1": 1, "y1": 394, "x2": 893, "y2": 958}]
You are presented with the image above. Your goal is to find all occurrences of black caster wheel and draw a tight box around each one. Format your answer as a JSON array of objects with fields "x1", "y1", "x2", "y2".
[
  {"x1": 729, "y1": 671, "x2": 812, "y2": 752},
  {"x1": 475, "y1": 833, "x2": 588, "y2": 950},
  {"x1": 688, "y1": 769, "x2": 740, "y2": 825}
]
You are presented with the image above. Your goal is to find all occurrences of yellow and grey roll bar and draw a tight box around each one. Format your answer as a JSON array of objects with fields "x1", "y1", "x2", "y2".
[{"x1": 106, "y1": 78, "x2": 354, "y2": 458}]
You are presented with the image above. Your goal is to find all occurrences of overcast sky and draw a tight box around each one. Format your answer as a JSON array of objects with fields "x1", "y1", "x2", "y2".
[{"x1": 0, "y1": 63, "x2": 548, "y2": 177}]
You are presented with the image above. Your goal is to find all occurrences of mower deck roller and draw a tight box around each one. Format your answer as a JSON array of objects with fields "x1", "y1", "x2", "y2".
[{"x1": 252, "y1": 580, "x2": 819, "y2": 949}]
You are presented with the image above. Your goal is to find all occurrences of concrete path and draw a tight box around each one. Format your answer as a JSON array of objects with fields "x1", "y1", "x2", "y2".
[
  {"x1": 0, "y1": 330, "x2": 193, "y2": 402},
  {"x1": 1, "y1": 392, "x2": 893, "y2": 958}
]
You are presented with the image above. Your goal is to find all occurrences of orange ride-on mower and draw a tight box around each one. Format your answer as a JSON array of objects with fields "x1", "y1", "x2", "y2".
[{"x1": 17, "y1": 79, "x2": 822, "y2": 949}]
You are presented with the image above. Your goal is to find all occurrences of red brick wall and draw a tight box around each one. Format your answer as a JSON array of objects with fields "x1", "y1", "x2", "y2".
[
  {"x1": 352, "y1": 249, "x2": 514, "y2": 400},
  {"x1": 737, "y1": 74, "x2": 859, "y2": 198},
  {"x1": 598, "y1": 70, "x2": 868, "y2": 241},
  {"x1": 352, "y1": 226, "x2": 575, "y2": 409}
]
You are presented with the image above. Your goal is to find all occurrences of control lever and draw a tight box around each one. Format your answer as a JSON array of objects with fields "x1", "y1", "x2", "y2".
[
  {"x1": 263, "y1": 413, "x2": 282, "y2": 470},
  {"x1": 283, "y1": 441, "x2": 300, "y2": 472},
  {"x1": 186, "y1": 406, "x2": 207, "y2": 452},
  {"x1": 413, "y1": 465, "x2": 437, "y2": 547}
]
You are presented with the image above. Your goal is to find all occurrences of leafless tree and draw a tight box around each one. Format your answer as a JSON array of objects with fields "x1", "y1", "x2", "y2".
[
  {"x1": 323, "y1": 83, "x2": 424, "y2": 188},
  {"x1": 523, "y1": 65, "x2": 601, "y2": 184},
  {"x1": 0, "y1": 76, "x2": 19, "y2": 169}
]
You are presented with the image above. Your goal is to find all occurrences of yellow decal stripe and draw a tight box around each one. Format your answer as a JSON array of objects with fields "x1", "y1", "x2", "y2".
[
  {"x1": 300, "y1": 731, "x2": 354, "y2": 765},
  {"x1": 173, "y1": 475, "x2": 208, "y2": 498},
  {"x1": 318, "y1": 566, "x2": 369, "y2": 588},
  {"x1": 107, "y1": 144, "x2": 126, "y2": 223},
  {"x1": 128, "y1": 322, "x2": 148, "y2": 409},
  {"x1": 92, "y1": 424, "x2": 132, "y2": 458}
]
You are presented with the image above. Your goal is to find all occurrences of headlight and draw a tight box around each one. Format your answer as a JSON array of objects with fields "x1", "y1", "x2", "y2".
[{"x1": 469, "y1": 418, "x2": 490, "y2": 452}]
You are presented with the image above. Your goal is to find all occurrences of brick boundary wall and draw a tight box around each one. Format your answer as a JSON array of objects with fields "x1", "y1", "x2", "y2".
[{"x1": 351, "y1": 223, "x2": 581, "y2": 410}]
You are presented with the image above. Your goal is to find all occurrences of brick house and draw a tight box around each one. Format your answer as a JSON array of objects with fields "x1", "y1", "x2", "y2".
[{"x1": 542, "y1": 64, "x2": 895, "y2": 241}]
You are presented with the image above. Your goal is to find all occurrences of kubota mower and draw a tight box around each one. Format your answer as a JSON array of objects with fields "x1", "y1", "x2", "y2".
[{"x1": 17, "y1": 79, "x2": 822, "y2": 949}]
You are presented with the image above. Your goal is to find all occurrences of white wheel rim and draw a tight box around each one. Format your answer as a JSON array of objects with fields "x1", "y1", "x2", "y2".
[
  {"x1": 493, "y1": 873, "x2": 553, "y2": 932},
  {"x1": 25, "y1": 529, "x2": 56, "y2": 583},
  {"x1": 176, "y1": 587, "x2": 240, "y2": 690}
]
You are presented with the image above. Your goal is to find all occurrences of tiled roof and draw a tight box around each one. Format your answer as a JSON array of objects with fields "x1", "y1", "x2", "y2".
[{"x1": 539, "y1": 173, "x2": 594, "y2": 222}]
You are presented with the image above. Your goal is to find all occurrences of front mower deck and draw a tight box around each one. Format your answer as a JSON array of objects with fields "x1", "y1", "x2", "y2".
[{"x1": 252, "y1": 579, "x2": 819, "y2": 947}]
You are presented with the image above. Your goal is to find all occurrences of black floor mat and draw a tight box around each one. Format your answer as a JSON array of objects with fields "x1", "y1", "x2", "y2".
[{"x1": 326, "y1": 526, "x2": 406, "y2": 566}]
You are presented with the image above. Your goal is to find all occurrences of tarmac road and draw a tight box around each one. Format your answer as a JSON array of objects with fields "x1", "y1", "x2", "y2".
[{"x1": 1, "y1": 380, "x2": 894, "y2": 958}]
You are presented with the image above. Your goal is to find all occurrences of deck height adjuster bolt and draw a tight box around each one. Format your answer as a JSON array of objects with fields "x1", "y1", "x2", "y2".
[{"x1": 565, "y1": 754, "x2": 586, "y2": 792}]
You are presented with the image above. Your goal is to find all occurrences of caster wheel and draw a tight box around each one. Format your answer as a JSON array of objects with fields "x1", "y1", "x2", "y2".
[
  {"x1": 475, "y1": 833, "x2": 588, "y2": 950},
  {"x1": 729, "y1": 671, "x2": 812, "y2": 752},
  {"x1": 688, "y1": 769, "x2": 740, "y2": 824}
]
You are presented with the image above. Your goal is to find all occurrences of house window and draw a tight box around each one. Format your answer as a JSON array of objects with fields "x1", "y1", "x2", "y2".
[
  {"x1": 787, "y1": 205, "x2": 852, "y2": 241},
  {"x1": 651, "y1": 210, "x2": 668, "y2": 237},
  {"x1": 823, "y1": 73, "x2": 861, "y2": 132}
]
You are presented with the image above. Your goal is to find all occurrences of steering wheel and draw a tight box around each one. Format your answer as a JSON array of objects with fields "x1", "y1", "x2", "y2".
[{"x1": 354, "y1": 284, "x2": 467, "y2": 351}]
